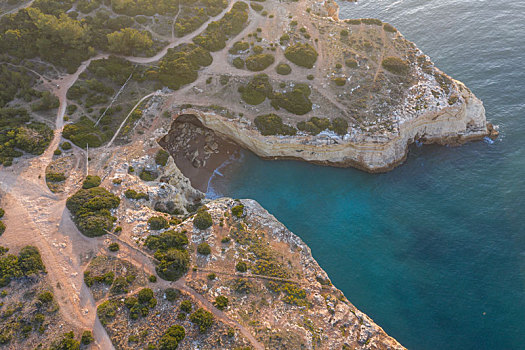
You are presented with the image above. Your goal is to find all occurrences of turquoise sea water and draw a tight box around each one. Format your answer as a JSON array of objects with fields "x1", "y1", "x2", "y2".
[{"x1": 208, "y1": 1, "x2": 525, "y2": 349}]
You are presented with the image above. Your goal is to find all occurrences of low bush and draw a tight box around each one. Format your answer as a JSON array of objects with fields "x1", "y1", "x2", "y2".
[
  {"x1": 345, "y1": 58, "x2": 358, "y2": 68},
  {"x1": 361, "y1": 18, "x2": 383, "y2": 26},
  {"x1": 190, "y1": 308, "x2": 214, "y2": 333},
  {"x1": 272, "y1": 84, "x2": 313, "y2": 115},
  {"x1": 97, "y1": 300, "x2": 118, "y2": 325},
  {"x1": 0, "y1": 221, "x2": 5, "y2": 236},
  {"x1": 229, "y1": 41, "x2": 250, "y2": 54},
  {"x1": 381, "y1": 56, "x2": 409, "y2": 75},
  {"x1": 297, "y1": 117, "x2": 348, "y2": 136},
  {"x1": 254, "y1": 114, "x2": 297, "y2": 136},
  {"x1": 159, "y1": 325, "x2": 185, "y2": 350},
  {"x1": 276, "y1": 63, "x2": 292, "y2": 75},
  {"x1": 239, "y1": 73, "x2": 272, "y2": 105},
  {"x1": 180, "y1": 300, "x2": 192, "y2": 313},
  {"x1": 383, "y1": 23, "x2": 397, "y2": 33},
  {"x1": 165, "y1": 288, "x2": 181, "y2": 301},
  {"x1": 81, "y1": 330, "x2": 94, "y2": 345},
  {"x1": 82, "y1": 175, "x2": 101, "y2": 189},
  {"x1": 124, "y1": 189, "x2": 149, "y2": 200},
  {"x1": 197, "y1": 242, "x2": 211, "y2": 255},
  {"x1": 46, "y1": 172, "x2": 66, "y2": 183},
  {"x1": 155, "y1": 149, "x2": 170, "y2": 166},
  {"x1": 284, "y1": 43, "x2": 318, "y2": 68},
  {"x1": 108, "y1": 243, "x2": 120, "y2": 252},
  {"x1": 54, "y1": 148, "x2": 62, "y2": 156},
  {"x1": 0, "y1": 245, "x2": 45, "y2": 287},
  {"x1": 236, "y1": 261, "x2": 247, "y2": 272},
  {"x1": 232, "y1": 57, "x2": 245, "y2": 69},
  {"x1": 245, "y1": 53, "x2": 275, "y2": 71},
  {"x1": 148, "y1": 216, "x2": 169, "y2": 230},
  {"x1": 333, "y1": 77, "x2": 347, "y2": 86},
  {"x1": 66, "y1": 187, "x2": 120, "y2": 237},
  {"x1": 145, "y1": 230, "x2": 189, "y2": 281},
  {"x1": 139, "y1": 169, "x2": 158, "y2": 181},
  {"x1": 214, "y1": 295, "x2": 228, "y2": 310},
  {"x1": 60, "y1": 141, "x2": 72, "y2": 150},
  {"x1": 250, "y1": 2, "x2": 263, "y2": 11},
  {"x1": 231, "y1": 204, "x2": 244, "y2": 218},
  {"x1": 158, "y1": 44, "x2": 213, "y2": 90},
  {"x1": 194, "y1": 208, "x2": 213, "y2": 230}
]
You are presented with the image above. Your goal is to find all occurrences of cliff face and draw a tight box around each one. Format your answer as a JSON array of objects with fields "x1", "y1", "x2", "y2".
[
  {"x1": 181, "y1": 198, "x2": 406, "y2": 349},
  {"x1": 174, "y1": 82, "x2": 486, "y2": 172}
]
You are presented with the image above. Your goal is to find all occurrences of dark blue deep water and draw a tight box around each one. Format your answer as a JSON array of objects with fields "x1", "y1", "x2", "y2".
[{"x1": 208, "y1": 1, "x2": 525, "y2": 349}]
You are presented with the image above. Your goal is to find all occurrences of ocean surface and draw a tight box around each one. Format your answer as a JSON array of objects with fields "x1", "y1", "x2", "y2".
[{"x1": 207, "y1": 1, "x2": 525, "y2": 349}]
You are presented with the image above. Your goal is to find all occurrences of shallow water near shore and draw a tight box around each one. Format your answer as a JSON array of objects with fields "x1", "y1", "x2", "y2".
[{"x1": 208, "y1": 0, "x2": 525, "y2": 349}]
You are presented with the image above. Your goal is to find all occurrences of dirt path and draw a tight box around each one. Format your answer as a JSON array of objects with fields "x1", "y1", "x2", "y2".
[{"x1": 124, "y1": 0, "x2": 236, "y2": 64}]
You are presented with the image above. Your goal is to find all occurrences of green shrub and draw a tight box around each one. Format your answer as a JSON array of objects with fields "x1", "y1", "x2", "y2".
[
  {"x1": 139, "y1": 169, "x2": 158, "y2": 181},
  {"x1": 333, "y1": 77, "x2": 347, "y2": 86},
  {"x1": 254, "y1": 114, "x2": 297, "y2": 136},
  {"x1": 138, "y1": 288, "x2": 154, "y2": 303},
  {"x1": 46, "y1": 172, "x2": 66, "y2": 183},
  {"x1": 80, "y1": 331, "x2": 93, "y2": 345},
  {"x1": 155, "y1": 149, "x2": 170, "y2": 166},
  {"x1": 38, "y1": 291, "x2": 54, "y2": 303},
  {"x1": 158, "y1": 44, "x2": 213, "y2": 90},
  {"x1": 0, "y1": 209, "x2": 4, "y2": 219},
  {"x1": 197, "y1": 242, "x2": 211, "y2": 255},
  {"x1": 272, "y1": 84, "x2": 313, "y2": 115},
  {"x1": 383, "y1": 23, "x2": 397, "y2": 33},
  {"x1": 0, "y1": 245, "x2": 45, "y2": 287},
  {"x1": 97, "y1": 300, "x2": 118, "y2": 325},
  {"x1": 340, "y1": 29, "x2": 349, "y2": 37},
  {"x1": 61, "y1": 141, "x2": 72, "y2": 150},
  {"x1": 82, "y1": 175, "x2": 101, "y2": 189},
  {"x1": 361, "y1": 18, "x2": 383, "y2": 26},
  {"x1": 229, "y1": 41, "x2": 250, "y2": 54},
  {"x1": 232, "y1": 57, "x2": 245, "y2": 69},
  {"x1": 345, "y1": 58, "x2": 358, "y2": 68},
  {"x1": 149, "y1": 275, "x2": 157, "y2": 283},
  {"x1": 239, "y1": 73, "x2": 272, "y2": 105},
  {"x1": 159, "y1": 325, "x2": 185, "y2": 350},
  {"x1": 194, "y1": 209, "x2": 213, "y2": 230},
  {"x1": 207, "y1": 273, "x2": 216, "y2": 280},
  {"x1": 250, "y1": 2, "x2": 263, "y2": 11},
  {"x1": 124, "y1": 189, "x2": 149, "y2": 200},
  {"x1": 148, "y1": 216, "x2": 169, "y2": 230},
  {"x1": 165, "y1": 288, "x2": 181, "y2": 301},
  {"x1": 180, "y1": 300, "x2": 192, "y2": 313},
  {"x1": 54, "y1": 148, "x2": 62, "y2": 156},
  {"x1": 275, "y1": 63, "x2": 291, "y2": 75},
  {"x1": 145, "y1": 231, "x2": 190, "y2": 282},
  {"x1": 236, "y1": 261, "x2": 247, "y2": 272},
  {"x1": 381, "y1": 56, "x2": 409, "y2": 75},
  {"x1": 190, "y1": 308, "x2": 214, "y2": 332},
  {"x1": 193, "y1": 2, "x2": 250, "y2": 51},
  {"x1": 50, "y1": 332, "x2": 80, "y2": 350},
  {"x1": 231, "y1": 204, "x2": 244, "y2": 218},
  {"x1": 0, "y1": 221, "x2": 4, "y2": 236},
  {"x1": 284, "y1": 43, "x2": 318, "y2": 68},
  {"x1": 219, "y1": 75, "x2": 230, "y2": 85},
  {"x1": 297, "y1": 117, "x2": 348, "y2": 136},
  {"x1": 108, "y1": 243, "x2": 120, "y2": 252},
  {"x1": 245, "y1": 54, "x2": 274, "y2": 71},
  {"x1": 66, "y1": 187, "x2": 120, "y2": 237},
  {"x1": 214, "y1": 295, "x2": 228, "y2": 310}
]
